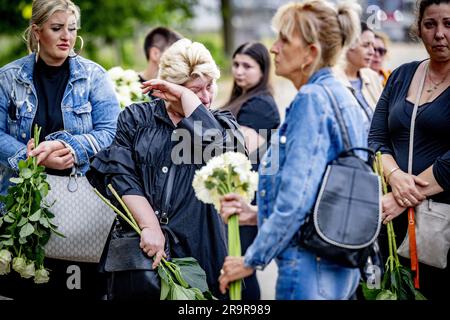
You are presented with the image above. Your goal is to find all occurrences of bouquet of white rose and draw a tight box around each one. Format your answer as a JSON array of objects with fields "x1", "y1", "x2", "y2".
[
  {"x1": 108, "y1": 66, "x2": 148, "y2": 108},
  {"x1": 192, "y1": 152, "x2": 258, "y2": 300},
  {"x1": 0, "y1": 126, "x2": 61, "y2": 284}
]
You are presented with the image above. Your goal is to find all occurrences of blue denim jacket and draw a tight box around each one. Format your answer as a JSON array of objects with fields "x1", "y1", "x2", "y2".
[
  {"x1": 0, "y1": 53, "x2": 120, "y2": 195},
  {"x1": 244, "y1": 68, "x2": 367, "y2": 269}
]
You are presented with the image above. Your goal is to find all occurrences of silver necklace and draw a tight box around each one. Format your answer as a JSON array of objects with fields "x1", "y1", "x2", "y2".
[{"x1": 426, "y1": 66, "x2": 449, "y2": 93}]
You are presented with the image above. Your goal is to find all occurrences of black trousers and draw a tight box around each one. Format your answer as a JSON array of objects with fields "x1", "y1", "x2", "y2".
[{"x1": 0, "y1": 258, "x2": 106, "y2": 300}]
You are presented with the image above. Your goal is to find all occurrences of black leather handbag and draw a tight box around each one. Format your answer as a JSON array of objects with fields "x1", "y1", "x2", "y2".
[
  {"x1": 103, "y1": 166, "x2": 177, "y2": 300},
  {"x1": 298, "y1": 85, "x2": 382, "y2": 268}
]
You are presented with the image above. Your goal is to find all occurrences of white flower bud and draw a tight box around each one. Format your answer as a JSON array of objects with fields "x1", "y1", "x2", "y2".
[
  {"x1": 0, "y1": 249, "x2": 12, "y2": 275},
  {"x1": 34, "y1": 268, "x2": 50, "y2": 284},
  {"x1": 20, "y1": 262, "x2": 35, "y2": 279},
  {"x1": 12, "y1": 256, "x2": 26, "y2": 274}
]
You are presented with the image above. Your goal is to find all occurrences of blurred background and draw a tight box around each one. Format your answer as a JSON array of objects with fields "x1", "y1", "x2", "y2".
[{"x1": 0, "y1": 0, "x2": 429, "y2": 299}]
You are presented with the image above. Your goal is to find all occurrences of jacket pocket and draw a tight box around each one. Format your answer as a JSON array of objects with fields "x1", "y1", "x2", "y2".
[
  {"x1": 70, "y1": 102, "x2": 93, "y2": 133},
  {"x1": 316, "y1": 257, "x2": 359, "y2": 300}
]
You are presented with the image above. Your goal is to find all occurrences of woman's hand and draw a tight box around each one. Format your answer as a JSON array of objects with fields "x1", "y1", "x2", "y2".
[
  {"x1": 382, "y1": 192, "x2": 407, "y2": 224},
  {"x1": 219, "y1": 256, "x2": 254, "y2": 294},
  {"x1": 142, "y1": 79, "x2": 189, "y2": 115},
  {"x1": 27, "y1": 139, "x2": 74, "y2": 170},
  {"x1": 40, "y1": 148, "x2": 75, "y2": 170},
  {"x1": 388, "y1": 169, "x2": 428, "y2": 207},
  {"x1": 219, "y1": 193, "x2": 257, "y2": 226},
  {"x1": 140, "y1": 226, "x2": 166, "y2": 269}
]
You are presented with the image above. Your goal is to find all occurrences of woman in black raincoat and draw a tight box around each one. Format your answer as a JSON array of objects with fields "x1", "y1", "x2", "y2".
[{"x1": 88, "y1": 39, "x2": 245, "y2": 299}]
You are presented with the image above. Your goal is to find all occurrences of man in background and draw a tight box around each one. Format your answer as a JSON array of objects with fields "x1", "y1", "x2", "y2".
[{"x1": 138, "y1": 26, "x2": 182, "y2": 83}]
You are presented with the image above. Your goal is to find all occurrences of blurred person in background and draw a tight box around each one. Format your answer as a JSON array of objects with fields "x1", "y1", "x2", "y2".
[
  {"x1": 221, "y1": 41, "x2": 280, "y2": 300},
  {"x1": 138, "y1": 26, "x2": 182, "y2": 83},
  {"x1": 370, "y1": 32, "x2": 392, "y2": 86}
]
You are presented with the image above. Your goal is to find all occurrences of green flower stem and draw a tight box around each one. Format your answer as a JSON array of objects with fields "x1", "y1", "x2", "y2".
[
  {"x1": 26, "y1": 184, "x2": 33, "y2": 217},
  {"x1": 94, "y1": 187, "x2": 170, "y2": 267},
  {"x1": 107, "y1": 184, "x2": 138, "y2": 228},
  {"x1": 92, "y1": 188, "x2": 141, "y2": 235}
]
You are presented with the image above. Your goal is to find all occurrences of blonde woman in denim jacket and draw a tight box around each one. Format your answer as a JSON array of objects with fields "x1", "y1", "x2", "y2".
[
  {"x1": 219, "y1": 0, "x2": 368, "y2": 300},
  {"x1": 0, "y1": 0, "x2": 120, "y2": 299}
]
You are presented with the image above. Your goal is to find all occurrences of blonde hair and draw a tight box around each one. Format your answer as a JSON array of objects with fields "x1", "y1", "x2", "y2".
[
  {"x1": 158, "y1": 39, "x2": 220, "y2": 84},
  {"x1": 24, "y1": 0, "x2": 81, "y2": 53},
  {"x1": 272, "y1": 0, "x2": 361, "y2": 76}
]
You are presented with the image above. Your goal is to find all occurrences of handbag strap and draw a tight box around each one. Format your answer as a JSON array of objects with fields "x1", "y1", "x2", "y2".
[
  {"x1": 406, "y1": 60, "x2": 428, "y2": 289},
  {"x1": 157, "y1": 165, "x2": 176, "y2": 225},
  {"x1": 321, "y1": 85, "x2": 352, "y2": 150}
]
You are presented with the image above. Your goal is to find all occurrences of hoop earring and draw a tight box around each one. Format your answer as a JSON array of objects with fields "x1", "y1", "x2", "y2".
[
  {"x1": 70, "y1": 35, "x2": 84, "y2": 58},
  {"x1": 300, "y1": 63, "x2": 309, "y2": 76},
  {"x1": 35, "y1": 41, "x2": 40, "y2": 63}
]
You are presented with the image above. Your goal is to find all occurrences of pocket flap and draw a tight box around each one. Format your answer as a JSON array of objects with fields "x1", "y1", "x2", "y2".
[{"x1": 72, "y1": 102, "x2": 92, "y2": 114}]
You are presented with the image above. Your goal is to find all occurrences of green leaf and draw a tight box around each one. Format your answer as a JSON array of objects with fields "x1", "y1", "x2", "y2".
[
  {"x1": 160, "y1": 278, "x2": 171, "y2": 300},
  {"x1": 17, "y1": 216, "x2": 28, "y2": 227},
  {"x1": 19, "y1": 223, "x2": 35, "y2": 238},
  {"x1": 376, "y1": 290, "x2": 397, "y2": 300},
  {"x1": 18, "y1": 160, "x2": 27, "y2": 170},
  {"x1": 3, "y1": 215, "x2": 15, "y2": 223},
  {"x1": 9, "y1": 177, "x2": 24, "y2": 184},
  {"x1": 39, "y1": 217, "x2": 50, "y2": 228},
  {"x1": 29, "y1": 209, "x2": 42, "y2": 222},
  {"x1": 21, "y1": 168, "x2": 33, "y2": 179},
  {"x1": 414, "y1": 289, "x2": 427, "y2": 300},
  {"x1": 164, "y1": 261, "x2": 189, "y2": 288},
  {"x1": 360, "y1": 282, "x2": 382, "y2": 300},
  {"x1": 2, "y1": 238, "x2": 14, "y2": 246},
  {"x1": 190, "y1": 287, "x2": 207, "y2": 300},
  {"x1": 38, "y1": 183, "x2": 49, "y2": 198},
  {"x1": 19, "y1": 237, "x2": 27, "y2": 244},
  {"x1": 0, "y1": 234, "x2": 12, "y2": 239},
  {"x1": 171, "y1": 283, "x2": 196, "y2": 300},
  {"x1": 171, "y1": 257, "x2": 209, "y2": 293}
]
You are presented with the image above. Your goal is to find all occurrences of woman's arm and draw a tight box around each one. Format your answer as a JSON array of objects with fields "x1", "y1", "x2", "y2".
[
  {"x1": 240, "y1": 125, "x2": 266, "y2": 155},
  {"x1": 142, "y1": 79, "x2": 201, "y2": 117},
  {"x1": 122, "y1": 195, "x2": 165, "y2": 269}
]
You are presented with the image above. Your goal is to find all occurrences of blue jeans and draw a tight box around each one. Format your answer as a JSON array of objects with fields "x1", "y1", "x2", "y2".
[{"x1": 275, "y1": 244, "x2": 360, "y2": 300}]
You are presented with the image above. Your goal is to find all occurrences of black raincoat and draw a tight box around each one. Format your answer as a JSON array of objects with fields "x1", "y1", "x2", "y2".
[{"x1": 87, "y1": 99, "x2": 245, "y2": 297}]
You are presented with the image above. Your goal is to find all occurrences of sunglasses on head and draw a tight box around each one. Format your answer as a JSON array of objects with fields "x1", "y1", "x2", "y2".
[{"x1": 374, "y1": 47, "x2": 387, "y2": 56}]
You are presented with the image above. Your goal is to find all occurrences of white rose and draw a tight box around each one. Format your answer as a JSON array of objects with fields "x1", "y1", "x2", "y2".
[
  {"x1": 20, "y1": 262, "x2": 35, "y2": 279},
  {"x1": 108, "y1": 66, "x2": 124, "y2": 81},
  {"x1": 0, "y1": 249, "x2": 12, "y2": 275},
  {"x1": 122, "y1": 69, "x2": 139, "y2": 84},
  {"x1": 34, "y1": 268, "x2": 50, "y2": 284},
  {"x1": 12, "y1": 256, "x2": 26, "y2": 274}
]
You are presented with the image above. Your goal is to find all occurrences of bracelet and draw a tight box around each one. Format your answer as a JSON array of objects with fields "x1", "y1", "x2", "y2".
[{"x1": 386, "y1": 167, "x2": 400, "y2": 184}]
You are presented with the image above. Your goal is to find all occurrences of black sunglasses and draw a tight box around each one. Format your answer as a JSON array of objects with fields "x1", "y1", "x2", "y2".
[{"x1": 374, "y1": 47, "x2": 387, "y2": 56}]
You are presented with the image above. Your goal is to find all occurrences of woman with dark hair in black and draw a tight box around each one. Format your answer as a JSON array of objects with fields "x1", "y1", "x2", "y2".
[{"x1": 221, "y1": 42, "x2": 280, "y2": 300}]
